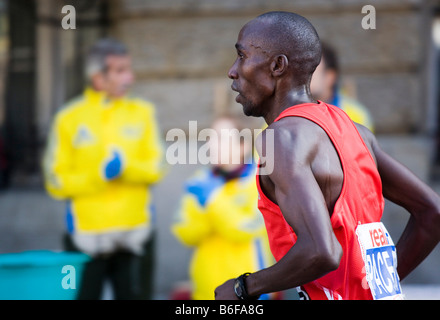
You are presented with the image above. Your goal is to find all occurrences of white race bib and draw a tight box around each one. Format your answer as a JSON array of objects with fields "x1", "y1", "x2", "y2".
[{"x1": 356, "y1": 222, "x2": 403, "y2": 300}]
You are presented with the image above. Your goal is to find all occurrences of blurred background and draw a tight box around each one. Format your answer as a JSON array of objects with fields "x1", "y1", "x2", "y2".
[{"x1": 0, "y1": 0, "x2": 440, "y2": 299}]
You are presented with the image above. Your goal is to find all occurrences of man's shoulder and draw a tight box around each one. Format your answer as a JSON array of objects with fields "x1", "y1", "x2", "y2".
[
  {"x1": 122, "y1": 96, "x2": 158, "y2": 124},
  {"x1": 258, "y1": 117, "x2": 322, "y2": 165},
  {"x1": 271, "y1": 115, "x2": 318, "y2": 128},
  {"x1": 268, "y1": 116, "x2": 324, "y2": 144},
  {"x1": 127, "y1": 96, "x2": 156, "y2": 112},
  {"x1": 55, "y1": 95, "x2": 88, "y2": 121},
  {"x1": 184, "y1": 168, "x2": 224, "y2": 206}
]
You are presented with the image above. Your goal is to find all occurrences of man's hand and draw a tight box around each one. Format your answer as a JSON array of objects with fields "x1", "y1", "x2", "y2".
[
  {"x1": 214, "y1": 279, "x2": 239, "y2": 300},
  {"x1": 103, "y1": 149, "x2": 123, "y2": 180}
]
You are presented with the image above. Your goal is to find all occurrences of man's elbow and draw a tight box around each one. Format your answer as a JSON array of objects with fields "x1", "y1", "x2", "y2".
[
  {"x1": 418, "y1": 196, "x2": 440, "y2": 238},
  {"x1": 45, "y1": 183, "x2": 67, "y2": 200},
  {"x1": 325, "y1": 245, "x2": 343, "y2": 272},
  {"x1": 426, "y1": 207, "x2": 440, "y2": 239},
  {"x1": 314, "y1": 241, "x2": 343, "y2": 273}
]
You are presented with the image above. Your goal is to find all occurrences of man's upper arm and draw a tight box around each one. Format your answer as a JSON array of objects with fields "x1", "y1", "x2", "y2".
[
  {"x1": 266, "y1": 122, "x2": 340, "y2": 257},
  {"x1": 43, "y1": 113, "x2": 103, "y2": 198},
  {"x1": 373, "y1": 137, "x2": 440, "y2": 221},
  {"x1": 356, "y1": 122, "x2": 440, "y2": 219}
]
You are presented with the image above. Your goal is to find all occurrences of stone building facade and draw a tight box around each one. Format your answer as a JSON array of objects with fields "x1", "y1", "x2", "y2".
[
  {"x1": 2, "y1": 0, "x2": 438, "y2": 172},
  {"x1": 111, "y1": 0, "x2": 437, "y2": 135}
]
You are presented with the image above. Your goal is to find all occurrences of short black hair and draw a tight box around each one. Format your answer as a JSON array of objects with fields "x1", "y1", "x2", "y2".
[
  {"x1": 254, "y1": 11, "x2": 322, "y2": 84},
  {"x1": 321, "y1": 42, "x2": 339, "y2": 73},
  {"x1": 85, "y1": 38, "x2": 128, "y2": 77}
]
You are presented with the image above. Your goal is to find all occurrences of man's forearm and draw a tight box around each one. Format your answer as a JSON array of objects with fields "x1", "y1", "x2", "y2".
[
  {"x1": 396, "y1": 216, "x2": 440, "y2": 280},
  {"x1": 245, "y1": 242, "x2": 341, "y2": 296}
]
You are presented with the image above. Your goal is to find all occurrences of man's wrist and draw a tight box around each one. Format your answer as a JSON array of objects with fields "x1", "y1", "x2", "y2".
[{"x1": 234, "y1": 273, "x2": 261, "y2": 300}]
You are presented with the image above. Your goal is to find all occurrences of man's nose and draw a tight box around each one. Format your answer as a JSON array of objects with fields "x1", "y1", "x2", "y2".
[{"x1": 228, "y1": 61, "x2": 238, "y2": 79}]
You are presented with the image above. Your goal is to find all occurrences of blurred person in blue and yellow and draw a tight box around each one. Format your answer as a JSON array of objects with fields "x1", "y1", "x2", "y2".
[
  {"x1": 311, "y1": 42, "x2": 375, "y2": 131},
  {"x1": 172, "y1": 114, "x2": 274, "y2": 300},
  {"x1": 43, "y1": 38, "x2": 165, "y2": 300}
]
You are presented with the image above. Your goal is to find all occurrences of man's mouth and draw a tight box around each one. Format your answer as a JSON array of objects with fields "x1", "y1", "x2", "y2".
[{"x1": 231, "y1": 83, "x2": 243, "y2": 103}]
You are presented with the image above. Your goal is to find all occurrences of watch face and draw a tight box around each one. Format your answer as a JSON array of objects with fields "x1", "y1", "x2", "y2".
[{"x1": 234, "y1": 279, "x2": 243, "y2": 298}]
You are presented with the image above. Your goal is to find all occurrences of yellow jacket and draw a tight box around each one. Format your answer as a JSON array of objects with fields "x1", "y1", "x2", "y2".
[
  {"x1": 43, "y1": 88, "x2": 165, "y2": 234},
  {"x1": 334, "y1": 90, "x2": 375, "y2": 132},
  {"x1": 172, "y1": 164, "x2": 274, "y2": 300}
]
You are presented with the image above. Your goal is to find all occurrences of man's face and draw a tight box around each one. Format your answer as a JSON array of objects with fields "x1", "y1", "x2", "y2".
[
  {"x1": 97, "y1": 55, "x2": 134, "y2": 98},
  {"x1": 310, "y1": 58, "x2": 337, "y2": 103},
  {"x1": 228, "y1": 23, "x2": 274, "y2": 117}
]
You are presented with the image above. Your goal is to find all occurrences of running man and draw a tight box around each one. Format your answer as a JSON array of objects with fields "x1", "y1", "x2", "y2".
[{"x1": 215, "y1": 11, "x2": 440, "y2": 300}]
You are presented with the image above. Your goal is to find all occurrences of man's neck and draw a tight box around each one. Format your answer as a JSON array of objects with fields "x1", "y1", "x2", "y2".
[{"x1": 264, "y1": 85, "x2": 316, "y2": 125}]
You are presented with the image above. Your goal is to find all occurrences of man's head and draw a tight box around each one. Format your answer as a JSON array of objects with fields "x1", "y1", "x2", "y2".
[
  {"x1": 228, "y1": 11, "x2": 322, "y2": 117},
  {"x1": 86, "y1": 38, "x2": 134, "y2": 98},
  {"x1": 310, "y1": 42, "x2": 339, "y2": 103}
]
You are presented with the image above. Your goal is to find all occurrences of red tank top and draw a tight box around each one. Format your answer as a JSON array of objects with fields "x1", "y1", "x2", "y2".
[{"x1": 256, "y1": 101, "x2": 402, "y2": 300}]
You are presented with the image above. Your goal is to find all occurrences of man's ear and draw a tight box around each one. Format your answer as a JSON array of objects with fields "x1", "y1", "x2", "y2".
[{"x1": 270, "y1": 54, "x2": 289, "y2": 77}]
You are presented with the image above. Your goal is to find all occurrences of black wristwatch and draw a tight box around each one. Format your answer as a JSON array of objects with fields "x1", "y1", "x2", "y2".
[{"x1": 234, "y1": 273, "x2": 261, "y2": 300}]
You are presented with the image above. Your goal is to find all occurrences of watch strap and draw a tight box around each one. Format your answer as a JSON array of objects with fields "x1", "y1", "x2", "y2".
[{"x1": 234, "y1": 272, "x2": 260, "y2": 300}]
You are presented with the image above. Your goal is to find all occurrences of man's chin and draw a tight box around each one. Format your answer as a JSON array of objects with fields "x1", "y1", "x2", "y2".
[
  {"x1": 236, "y1": 96, "x2": 259, "y2": 117},
  {"x1": 242, "y1": 106, "x2": 252, "y2": 116},
  {"x1": 242, "y1": 103, "x2": 260, "y2": 117}
]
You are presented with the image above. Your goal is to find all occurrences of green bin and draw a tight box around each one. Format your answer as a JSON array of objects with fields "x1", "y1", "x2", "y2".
[{"x1": 0, "y1": 250, "x2": 90, "y2": 300}]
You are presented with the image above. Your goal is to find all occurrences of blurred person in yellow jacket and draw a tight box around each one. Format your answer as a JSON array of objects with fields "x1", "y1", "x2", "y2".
[
  {"x1": 43, "y1": 38, "x2": 165, "y2": 300},
  {"x1": 311, "y1": 42, "x2": 375, "y2": 131},
  {"x1": 172, "y1": 115, "x2": 274, "y2": 300}
]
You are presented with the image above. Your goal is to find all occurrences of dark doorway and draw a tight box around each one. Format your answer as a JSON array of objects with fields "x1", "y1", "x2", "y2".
[
  {"x1": 2, "y1": 0, "x2": 110, "y2": 187},
  {"x1": 431, "y1": 13, "x2": 440, "y2": 179},
  {"x1": 4, "y1": 0, "x2": 37, "y2": 178}
]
